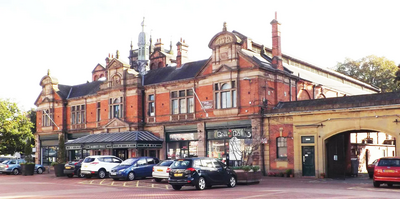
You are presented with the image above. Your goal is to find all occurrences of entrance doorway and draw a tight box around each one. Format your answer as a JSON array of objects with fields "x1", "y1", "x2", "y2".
[
  {"x1": 326, "y1": 133, "x2": 348, "y2": 179},
  {"x1": 302, "y1": 146, "x2": 315, "y2": 176},
  {"x1": 114, "y1": 149, "x2": 128, "y2": 160}
]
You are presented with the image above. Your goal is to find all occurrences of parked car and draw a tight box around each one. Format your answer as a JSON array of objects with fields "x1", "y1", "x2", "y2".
[
  {"x1": 64, "y1": 159, "x2": 84, "y2": 178},
  {"x1": 152, "y1": 160, "x2": 174, "y2": 182},
  {"x1": 367, "y1": 159, "x2": 378, "y2": 178},
  {"x1": 0, "y1": 159, "x2": 46, "y2": 175},
  {"x1": 110, "y1": 157, "x2": 159, "y2": 181},
  {"x1": 0, "y1": 156, "x2": 14, "y2": 162},
  {"x1": 373, "y1": 157, "x2": 400, "y2": 187},
  {"x1": 168, "y1": 157, "x2": 237, "y2": 190},
  {"x1": 80, "y1": 155, "x2": 122, "y2": 179}
]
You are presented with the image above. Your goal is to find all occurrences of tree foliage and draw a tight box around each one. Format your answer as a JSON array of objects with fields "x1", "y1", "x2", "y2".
[
  {"x1": 332, "y1": 55, "x2": 398, "y2": 92},
  {"x1": 24, "y1": 138, "x2": 33, "y2": 163},
  {"x1": 0, "y1": 99, "x2": 34, "y2": 155}
]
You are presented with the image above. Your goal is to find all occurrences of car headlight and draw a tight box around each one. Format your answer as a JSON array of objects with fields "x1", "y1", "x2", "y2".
[{"x1": 119, "y1": 169, "x2": 125, "y2": 173}]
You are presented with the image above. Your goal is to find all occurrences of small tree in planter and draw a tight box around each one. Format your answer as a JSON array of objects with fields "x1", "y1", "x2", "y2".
[
  {"x1": 21, "y1": 138, "x2": 35, "y2": 176},
  {"x1": 285, "y1": 169, "x2": 293, "y2": 177},
  {"x1": 54, "y1": 134, "x2": 67, "y2": 177}
]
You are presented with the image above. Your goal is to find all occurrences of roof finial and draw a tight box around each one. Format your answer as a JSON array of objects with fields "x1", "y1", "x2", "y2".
[
  {"x1": 130, "y1": 40, "x2": 133, "y2": 50},
  {"x1": 116, "y1": 50, "x2": 119, "y2": 59},
  {"x1": 47, "y1": 69, "x2": 50, "y2": 76},
  {"x1": 141, "y1": 17, "x2": 145, "y2": 32},
  {"x1": 223, "y1": 22, "x2": 227, "y2": 31},
  {"x1": 275, "y1": 12, "x2": 277, "y2": 20}
]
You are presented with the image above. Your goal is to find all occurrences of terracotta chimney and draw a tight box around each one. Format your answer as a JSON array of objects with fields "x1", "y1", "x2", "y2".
[
  {"x1": 270, "y1": 12, "x2": 283, "y2": 71},
  {"x1": 176, "y1": 38, "x2": 189, "y2": 68}
]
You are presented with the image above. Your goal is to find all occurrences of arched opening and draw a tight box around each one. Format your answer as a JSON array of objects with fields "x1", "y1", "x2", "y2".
[{"x1": 323, "y1": 130, "x2": 396, "y2": 179}]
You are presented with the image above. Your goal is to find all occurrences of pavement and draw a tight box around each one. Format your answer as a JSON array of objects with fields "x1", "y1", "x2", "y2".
[{"x1": 1, "y1": 170, "x2": 399, "y2": 199}]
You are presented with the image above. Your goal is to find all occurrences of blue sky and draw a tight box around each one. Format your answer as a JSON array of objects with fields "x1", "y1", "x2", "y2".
[{"x1": 1, "y1": 0, "x2": 399, "y2": 111}]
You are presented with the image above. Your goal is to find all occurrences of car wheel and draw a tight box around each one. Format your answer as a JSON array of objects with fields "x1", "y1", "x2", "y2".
[
  {"x1": 85, "y1": 175, "x2": 92, "y2": 179},
  {"x1": 154, "y1": 178, "x2": 162, "y2": 182},
  {"x1": 388, "y1": 183, "x2": 393, "y2": 187},
  {"x1": 98, "y1": 169, "x2": 106, "y2": 179},
  {"x1": 128, "y1": 172, "x2": 135, "y2": 181},
  {"x1": 67, "y1": 174, "x2": 73, "y2": 178},
  {"x1": 172, "y1": 185, "x2": 182, "y2": 190},
  {"x1": 37, "y1": 168, "x2": 43, "y2": 174},
  {"x1": 195, "y1": 177, "x2": 206, "y2": 190},
  {"x1": 78, "y1": 170, "x2": 85, "y2": 178},
  {"x1": 373, "y1": 181, "x2": 380, "y2": 188},
  {"x1": 13, "y1": 169, "x2": 20, "y2": 175},
  {"x1": 227, "y1": 176, "x2": 236, "y2": 188}
]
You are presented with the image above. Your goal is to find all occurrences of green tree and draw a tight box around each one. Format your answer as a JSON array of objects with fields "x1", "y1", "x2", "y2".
[
  {"x1": 332, "y1": 55, "x2": 398, "y2": 92},
  {"x1": 24, "y1": 138, "x2": 33, "y2": 163},
  {"x1": 0, "y1": 99, "x2": 34, "y2": 155}
]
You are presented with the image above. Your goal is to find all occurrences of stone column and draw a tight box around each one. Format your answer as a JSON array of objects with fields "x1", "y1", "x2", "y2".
[{"x1": 197, "y1": 122, "x2": 206, "y2": 157}]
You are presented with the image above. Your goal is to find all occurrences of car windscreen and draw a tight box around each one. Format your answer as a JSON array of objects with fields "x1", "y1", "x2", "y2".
[
  {"x1": 170, "y1": 160, "x2": 192, "y2": 169},
  {"x1": 158, "y1": 160, "x2": 173, "y2": 166},
  {"x1": 120, "y1": 158, "x2": 138, "y2": 166},
  {"x1": 378, "y1": 159, "x2": 400, "y2": 167},
  {"x1": 84, "y1": 158, "x2": 96, "y2": 163}
]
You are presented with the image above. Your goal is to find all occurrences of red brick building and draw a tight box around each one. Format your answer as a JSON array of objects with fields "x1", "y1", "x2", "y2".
[{"x1": 34, "y1": 16, "x2": 378, "y2": 175}]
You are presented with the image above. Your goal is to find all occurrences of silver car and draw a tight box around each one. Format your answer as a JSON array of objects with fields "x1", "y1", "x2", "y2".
[{"x1": 152, "y1": 160, "x2": 174, "y2": 182}]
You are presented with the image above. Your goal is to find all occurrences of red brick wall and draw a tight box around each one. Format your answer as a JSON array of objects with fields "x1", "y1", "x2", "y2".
[
  {"x1": 269, "y1": 123, "x2": 294, "y2": 170},
  {"x1": 154, "y1": 92, "x2": 170, "y2": 122}
]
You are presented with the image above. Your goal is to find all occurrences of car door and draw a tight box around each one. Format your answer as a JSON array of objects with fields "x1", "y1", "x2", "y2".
[
  {"x1": 211, "y1": 159, "x2": 226, "y2": 184},
  {"x1": 102, "y1": 157, "x2": 114, "y2": 172},
  {"x1": 200, "y1": 159, "x2": 219, "y2": 185},
  {"x1": 145, "y1": 158, "x2": 155, "y2": 177},
  {"x1": 134, "y1": 158, "x2": 148, "y2": 177}
]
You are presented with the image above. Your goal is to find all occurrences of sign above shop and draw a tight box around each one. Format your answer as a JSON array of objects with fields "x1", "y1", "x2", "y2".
[{"x1": 208, "y1": 128, "x2": 252, "y2": 139}]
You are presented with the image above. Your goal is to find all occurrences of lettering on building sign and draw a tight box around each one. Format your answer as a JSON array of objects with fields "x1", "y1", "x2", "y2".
[
  {"x1": 214, "y1": 35, "x2": 233, "y2": 46},
  {"x1": 201, "y1": 100, "x2": 213, "y2": 109},
  {"x1": 66, "y1": 146, "x2": 81, "y2": 150},
  {"x1": 214, "y1": 129, "x2": 252, "y2": 139}
]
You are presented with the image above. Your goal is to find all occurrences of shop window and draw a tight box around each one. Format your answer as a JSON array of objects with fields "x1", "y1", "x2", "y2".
[
  {"x1": 148, "y1": 94, "x2": 155, "y2": 116},
  {"x1": 277, "y1": 137, "x2": 287, "y2": 158},
  {"x1": 170, "y1": 89, "x2": 194, "y2": 114},
  {"x1": 71, "y1": 105, "x2": 85, "y2": 124},
  {"x1": 109, "y1": 97, "x2": 123, "y2": 119},
  {"x1": 42, "y1": 108, "x2": 54, "y2": 127},
  {"x1": 214, "y1": 81, "x2": 237, "y2": 109},
  {"x1": 96, "y1": 102, "x2": 101, "y2": 122}
]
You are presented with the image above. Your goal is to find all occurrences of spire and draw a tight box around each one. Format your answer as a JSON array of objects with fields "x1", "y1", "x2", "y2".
[
  {"x1": 116, "y1": 50, "x2": 119, "y2": 59},
  {"x1": 223, "y1": 22, "x2": 227, "y2": 32},
  {"x1": 47, "y1": 69, "x2": 50, "y2": 76},
  {"x1": 130, "y1": 41, "x2": 133, "y2": 50}
]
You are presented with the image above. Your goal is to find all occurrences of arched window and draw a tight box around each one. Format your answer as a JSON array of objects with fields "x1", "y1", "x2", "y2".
[
  {"x1": 214, "y1": 81, "x2": 237, "y2": 109},
  {"x1": 94, "y1": 75, "x2": 98, "y2": 81},
  {"x1": 109, "y1": 97, "x2": 123, "y2": 119},
  {"x1": 112, "y1": 75, "x2": 121, "y2": 86},
  {"x1": 277, "y1": 137, "x2": 287, "y2": 158}
]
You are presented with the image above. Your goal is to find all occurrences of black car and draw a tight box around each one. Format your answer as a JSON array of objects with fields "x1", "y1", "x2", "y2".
[
  {"x1": 64, "y1": 159, "x2": 84, "y2": 178},
  {"x1": 168, "y1": 157, "x2": 237, "y2": 190}
]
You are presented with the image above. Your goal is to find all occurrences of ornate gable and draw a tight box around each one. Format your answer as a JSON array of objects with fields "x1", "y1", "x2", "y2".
[
  {"x1": 208, "y1": 23, "x2": 242, "y2": 72},
  {"x1": 92, "y1": 64, "x2": 105, "y2": 73},
  {"x1": 104, "y1": 118, "x2": 129, "y2": 129}
]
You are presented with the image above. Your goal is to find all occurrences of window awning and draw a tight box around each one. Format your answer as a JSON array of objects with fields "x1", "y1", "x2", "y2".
[{"x1": 65, "y1": 131, "x2": 163, "y2": 150}]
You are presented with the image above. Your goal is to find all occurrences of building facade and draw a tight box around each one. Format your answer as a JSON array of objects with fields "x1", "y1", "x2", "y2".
[{"x1": 34, "y1": 16, "x2": 380, "y2": 178}]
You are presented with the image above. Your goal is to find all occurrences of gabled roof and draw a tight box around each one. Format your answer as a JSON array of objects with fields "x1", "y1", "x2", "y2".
[
  {"x1": 57, "y1": 81, "x2": 103, "y2": 100},
  {"x1": 144, "y1": 59, "x2": 208, "y2": 85},
  {"x1": 272, "y1": 91, "x2": 400, "y2": 113},
  {"x1": 65, "y1": 131, "x2": 163, "y2": 144}
]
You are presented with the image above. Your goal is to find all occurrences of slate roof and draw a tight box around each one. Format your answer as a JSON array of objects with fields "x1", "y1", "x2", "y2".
[
  {"x1": 65, "y1": 131, "x2": 163, "y2": 145},
  {"x1": 56, "y1": 81, "x2": 103, "y2": 100},
  {"x1": 144, "y1": 59, "x2": 208, "y2": 85},
  {"x1": 271, "y1": 91, "x2": 400, "y2": 113}
]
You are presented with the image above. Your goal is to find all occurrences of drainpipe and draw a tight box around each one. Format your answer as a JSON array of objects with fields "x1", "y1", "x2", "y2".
[
  {"x1": 312, "y1": 85, "x2": 316, "y2": 99},
  {"x1": 261, "y1": 108, "x2": 266, "y2": 176}
]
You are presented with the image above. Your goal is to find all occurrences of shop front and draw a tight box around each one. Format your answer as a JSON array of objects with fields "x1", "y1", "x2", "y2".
[
  {"x1": 206, "y1": 120, "x2": 252, "y2": 166},
  {"x1": 39, "y1": 134, "x2": 59, "y2": 166},
  {"x1": 65, "y1": 131, "x2": 163, "y2": 160},
  {"x1": 67, "y1": 132, "x2": 90, "y2": 161},
  {"x1": 165, "y1": 125, "x2": 199, "y2": 160}
]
